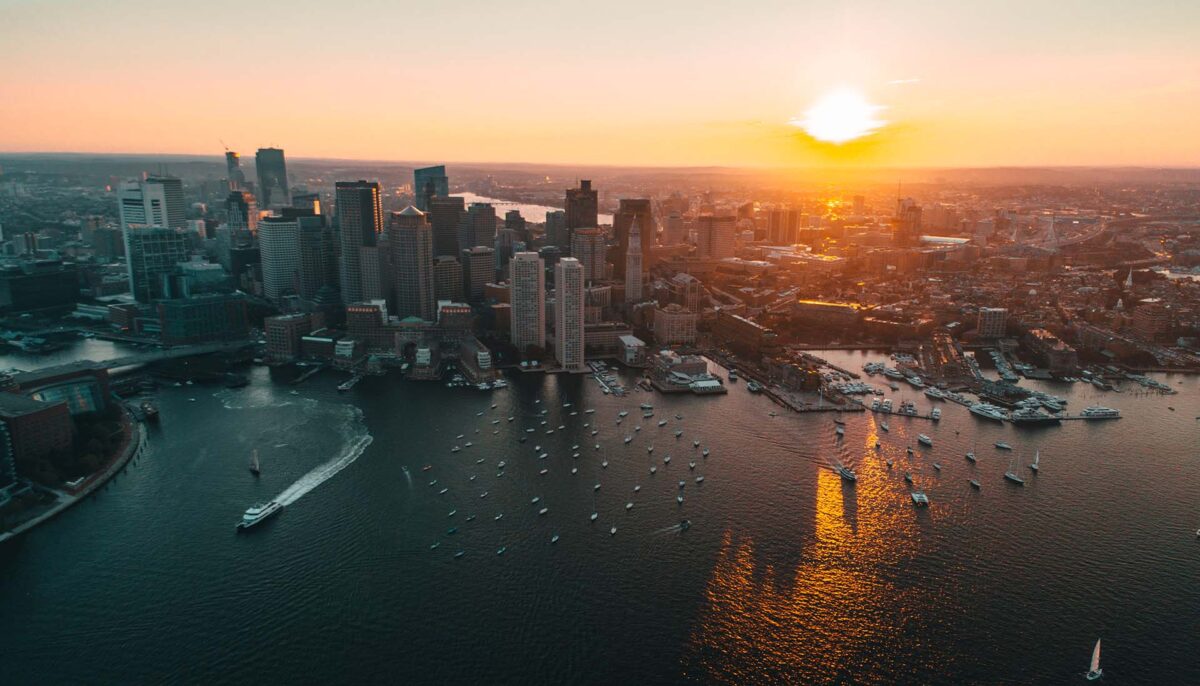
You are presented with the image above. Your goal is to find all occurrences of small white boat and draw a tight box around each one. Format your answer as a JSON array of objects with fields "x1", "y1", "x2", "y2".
[
  {"x1": 677, "y1": 495, "x2": 684, "y2": 505},
  {"x1": 624, "y1": 436, "x2": 632, "y2": 444},
  {"x1": 590, "y1": 512, "x2": 598, "y2": 522},
  {"x1": 695, "y1": 476, "x2": 704, "y2": 483},
  {"x1": 880, "y1": 422, "x2": 889, "y2": 432},
  {"x1": 551, "y1": 534, "x2": 560, "y2": 544},
  {"x1": 602, "y1": 460, "x2": 608, "y2": 468},
  {"x1": 451, "y1": 446, "x2": 460, "y2": 453},
  {"x1": 539, "y1": 468, "x2": 549, "y2": 476},
  {"x1": 625, "y1": 502, "x2": 634, "y2": 511},
  {"x1": 610, "y1": 526, "x2": 617, "y2": 536},
  {"x1": 917, "y1": 434, "x2": 932, "y2": 447},
  {"x1": 663, "y1": 455, "x2": 671, "y2": 464},
  {"x1": 538, "y1": 507, "x2": 549, "y2": 516},
  {"x1": 702, "y1": 448, "x2": 709, "y2": 457},
  {"x1": 1029, "y1": 449, "x2": 1040, "y2": 473},
  {"x1": 969, "y1": 479, "x2": 981, "y2": 489},
  {"x1": 634, "y1": 485, "x2": 641, "y2": 492},
  {"x1": 688, "y1": 461, "x2": 696, "y2": 470},
  {"x1": 650, "y1": 466, "x2": 657, "y2": 474},
  {"x1": 835, "y1": 426, "x2": 845, "y2": 436},
  {"x1": 995, "y1": 442, "x2": 1012, "y2": 450},
  {"x1": 594, "y1": 483, "x2": 601, "y2": 491}
]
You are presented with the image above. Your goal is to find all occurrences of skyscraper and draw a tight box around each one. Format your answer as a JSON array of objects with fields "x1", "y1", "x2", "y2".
[
  {"x1": 613, "y1": 198, "x2": 653, "y2": 277},
  {"x1": 257, "y1": 215, "x2": 302, "y2": 302},
  {"x1": 625, "y1": 217, "x2": 643, "y2": 303},
  {"x1": 510, "y1": 252, "x2": 545, "y2": 353},
  {"x1": 388, "y1": 207, "x2": 436, "y2": 321},
  {"x1": 695, "y1": 214, "x2": 736, "y2": 259},
  {"x1": 461, "y1": 246, "x2": 495, "y2": 303},
  {"x1": 225, "y1": 151, "x2": 245, "y2": 188},
  {"x1": 124, "y1": 228, "x2": 191, "y2": 302},
  {"x1": 226, "y1": 190, "x2": 258, "y2": 233},
  {"x1": 255, "y1": 148, "x2": 289, "y2": 209},
  {"x1": 459, "y1": 202, "x2": 497, "y2": 252},
  {"x1": 118, "y1": 177, "x2": 186, "y2": 231},
  {"x1": 413, "y1": 165, "x2": 449, "y2": 212},
  {"x1": 428, "y1": 195, "x2": 465, "y2": 257},
  {"x1": 554, "y1": 257, "x2": 585, "y2": 372},
  {"x1": 570, "y1": 228, "x2": 606, "y2": 282},
  {"x1": 893, "y1": 197, "x2": 922, "y2": 246},
  {"x1": 433, "y1": 256, "x2": 464, "y2": 302},
  {"x1": 118, "y1": 177, "x2": 190, "y2": 302},
  {"x1": 664, "y1": 211, "x2": 685, "y2": 245},
  {"x1": 335, "y1": 180, "x2": 383, "y2": 304},
  {"x1": 565, "y1": 179, "x2": 597, "y2": 233},
  {"x1": 544, "y1": 209, "x2": 567, "y2": 248}
]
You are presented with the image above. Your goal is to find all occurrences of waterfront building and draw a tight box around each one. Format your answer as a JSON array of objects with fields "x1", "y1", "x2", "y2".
[
  {"x1": 255, "y1": 147, "x2": 289, "y2": 209},
  {"x1": 613, "y1": 198, "x2": 653, "y2": 277},
  {"x1": 388, "y1": 207, "x2": 436, "y2": 321},
  {"x1": 625, "y1": 218, "x2": 644, "y2": 302},
  {"x1": 413, "y1": 165, "x2": 449, "y2": 212},
  {"x1": 458, "y1": 202, "x2": 497, "y2": 253},
  {"x1": 335, "y1": 180, "x2": 384, "y2": 304},
  {"x1": 570, "y1": 228, "x2": 606, "y2": 282},
  {"x1": 461, "y1": 246, "x2": 496, "y2": 303},
  {"x1": 0, "y1": 393, "x2": 73, "y2": 479},
  {"x1": 695, "y1": 214, "x2": 736, "y2": 259},
  {"x1": 654, "y1": 303, "x2": 697, "y2": 346},
  {"x1": 620, "y1": 334, "x2": 646, "y2": 366},
  {"x1": 977, "y1": 307, "x2": 1008, "y2": 338},
  {"x1": 510, "y1": 252, "x2": 545, "y2": 353},
  {"x1": 265, "y1": 313, "x2": 317, "y2": 363},
  {"x1": 565, "y1": 180, "x2": 598, "y2": 234},
  {"x1": 156, "y1": 292, "x2": 249, "y2": 346},
  {"x1": 0, "y1": 260, "x2": 80, "y2": 314},
  {"x1": 713, "y1": 308, "x2": 778, "y2": 356},
  {"x1": 555, "y1": 257, "x2": 585, "y2": 371},
  {"x1": 1024, "y1": 328, "x2": 1078, "y2": 372}
]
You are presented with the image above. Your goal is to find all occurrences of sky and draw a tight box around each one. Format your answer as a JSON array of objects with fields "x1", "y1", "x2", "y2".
[{"x1": 1, "y1": 0, "x2": 1198, "y2": 168}]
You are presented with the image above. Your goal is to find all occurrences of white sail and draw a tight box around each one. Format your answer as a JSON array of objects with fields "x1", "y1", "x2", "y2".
[
  {"x1": 1090, "y1": 639, "x2": 1101, "y2": 673},
  {"x1": 1033, "y1": 449, "x2": 1040, "y2": 467}
]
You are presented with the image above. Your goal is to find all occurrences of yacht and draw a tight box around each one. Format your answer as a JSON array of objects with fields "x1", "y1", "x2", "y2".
[
  {"x1": 695, "y1": 475, "x2": 704, "y2": 483},
  {"x1": 693, "y1": 439, "x2": 701, "y2": 447},
  {"x1": 1011, "y1": 407, "x2": 1060, "y2": 425},
  {"x1": 248, "y1": 449, "x2": 261, "y2": 477},
  {"x1": 594, "y1": 483, "x2": 601, "y2": 491},
  {"x1": 995, "y1": 442, "x2": 1013, "y2": 450},
  {"x1": 674, "y1": 430, "x2": 683, "y2": 438},
  {"x1": 602, "y1": 460, "x2": 609, "y2": 468},
  {"x1": 924, "y1": 387, "x2": 946, "y2": 400},
  {"x1": 663, "y1": 455, "x2": 671, "y2": 464},
  {"x1": 932, "y1": 462, "x2": 942, "y2": 471},
  {"x1": 728, "y1": 369, "x2": 738, "y2": 381},
  {"x1": 871, "y1": 399, "x2": 881, "y2": 411},
  {"x1": 451, "y1": 446, "x2": 461, "y2": 453},
  {"x1": 930, "y1": 408, "x2": 942, "y2": 421},
  {"x1": 236, "y1": 501, "x2": 282, "y2": 530},
  {"x1": 551, "y1": 534, "x2": 560, "y2": 544},
  {"x1": 917, "y1": 434, "x2": 933, "y2": 447},
  {"x1": 497, "y1": 547, "x2": 506, "y2": 556},
  {"x1": 880, "y1": 422, "x2": 890, "y2": 432},
  {"x1": 702, "y1": 448, "x2": 710, "y2": 457},
  {"x1": 658, "y1": 419, "x2": 668, "y2": 427},
  {"x1": 610, "y1": 526, "x2": 617, "y2": 536},
  {"x1": 497, "y1": 461, "x2": 506, "y2": 468},
  {"x1": 538, "y1": 507, "x2": 549, "y2": 516},
  {"x1": 625, "y1": 436, "x2": 633, "y2": 444},
  {"x1": 590, "y1": 512, "x2": 599, "y2": 522},
  {"x1": 965, "y1": 450, "x2": 976, "y2": 463},
  {"x1": 539, "y1": 468, "x2": 549, "y2": 476},
  {"x1": 906, "y1": 376, "x2": 924, "y2": 388},
  {"x1": 969, "y1": 403, "x2": 1009, "y2": 421},
  {"x1": 747, "y1": 381, "x2": 764, "y2": 393},
  {"x1": 1081, "y1": 406, "x2": 1121, "y2": 420},
  {"x1": 833, "y1": 461, "x2": 857, "y2": 483},
  {"x1": 969, "y1": 479, "x2": 981, "y2": 489},
  {"x1": 625, "y1": 502, "x2": 634, "y2": 511},
  {"x1": 911, "y1": 491, "x2": 930, "y2": 506},
  {"x1": 585, "y1": 409, "x2": 595, "y2": 414},
  {"x1": 494, "y1": 514, "x2": 503, "y2": 521}
]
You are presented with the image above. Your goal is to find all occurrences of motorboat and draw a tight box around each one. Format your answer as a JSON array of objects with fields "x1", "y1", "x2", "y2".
[
  {"x1": 236, "y1": 501, "x2": 282, "y2": 530},
  {"x1": 917, "y1": 434, "x2": 933, "y2": 447},
  {"x1": 995, "y1": 442, "x2": 1013, "y2": 450},
  {"x1": 910, "y1": 491, "x2": 930, "y2": 506},
  {"x1": 969, "y1": 403, "x2": 1009, "y2": 421},
  {"x1": 969, "y1": 479, "x2": 981, "y2": 489}
]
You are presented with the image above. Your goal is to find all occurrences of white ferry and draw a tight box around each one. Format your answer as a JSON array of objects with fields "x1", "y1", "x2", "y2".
[{"x1": 236, "y1": 501, "x2": 282, "y2": 530}]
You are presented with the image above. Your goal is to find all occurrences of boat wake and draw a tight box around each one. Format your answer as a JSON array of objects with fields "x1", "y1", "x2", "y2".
[{"x1": 276, "y1": 430, "x2": 373, "y2": 507}]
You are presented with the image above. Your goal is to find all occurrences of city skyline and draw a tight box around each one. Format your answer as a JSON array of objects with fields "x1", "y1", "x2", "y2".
[{"x1": 2, "y1": 1, "x2": 1198, "y2": 168}]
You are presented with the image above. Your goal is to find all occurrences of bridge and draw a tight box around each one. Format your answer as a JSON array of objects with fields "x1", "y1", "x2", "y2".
[{"x1": 91, "y1": 341, "x2": 255, "y2": 371}]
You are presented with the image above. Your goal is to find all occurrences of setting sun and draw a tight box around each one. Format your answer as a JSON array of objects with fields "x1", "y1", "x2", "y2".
[{"x1": 792, "y1": 88, "x2": 886, "y2": 144}]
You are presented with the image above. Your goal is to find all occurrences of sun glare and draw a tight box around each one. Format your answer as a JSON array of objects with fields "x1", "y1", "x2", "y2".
[{"x1": 792, "y1": 88, "x2": 886, "y2": 144}]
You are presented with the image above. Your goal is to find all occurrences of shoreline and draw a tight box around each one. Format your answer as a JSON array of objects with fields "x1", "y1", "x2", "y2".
[{"x1": 0, "y1": 406, "x2": 145, "y2": 544}]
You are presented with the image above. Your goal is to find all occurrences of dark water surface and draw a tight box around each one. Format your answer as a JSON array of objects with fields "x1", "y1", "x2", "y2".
[{"x1": 1, "y1": 347, "x2": 1198, "y2": 684}]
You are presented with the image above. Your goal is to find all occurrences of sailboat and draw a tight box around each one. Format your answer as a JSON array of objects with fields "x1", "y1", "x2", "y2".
[
  {"x1": 1085, "y1": 638, "x2": 1103, "y2": 681},
  {"x1": 1004, "y1": 452, "x2": 1026, "y2": 485},
  {"x1": 1030, "y1": 449, "x2": 1040, "y2": 473},
  {"x1": 248, "y1": 449, "x2": 261, "y2": 476}
]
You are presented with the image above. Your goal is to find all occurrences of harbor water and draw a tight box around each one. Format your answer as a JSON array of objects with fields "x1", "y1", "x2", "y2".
[{"x1": 1, "y1": 346, "x2": 1198, "y2": 684}]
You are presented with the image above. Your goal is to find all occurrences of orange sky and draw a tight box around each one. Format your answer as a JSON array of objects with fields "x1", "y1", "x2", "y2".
[{"x1": 1, "y1": 0, "x2": 1198, "y2": 168}]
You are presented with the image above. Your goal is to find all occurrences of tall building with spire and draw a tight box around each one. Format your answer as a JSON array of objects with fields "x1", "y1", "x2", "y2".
[
  {"x1": 335, "y1": 180, "x2": 384, "y2": 304},
  {"x1": 388, "y1": 206, "x2": 435, "y2": 321},
  {"x1": 255, "y1": 148, "x2": 289, "y2": 209},
  {"x1": 624, "y1": 217, "x2": 643, "y2": 303},
  {"x1": 613, "y1": 198, "x2": 653, "y2": 277},
  {"x1": 555, "y1": 257, "x2": 585, "y2": 372},
  {"x1": 510, "y1": 252, "x2": 545, "y2": 353}
]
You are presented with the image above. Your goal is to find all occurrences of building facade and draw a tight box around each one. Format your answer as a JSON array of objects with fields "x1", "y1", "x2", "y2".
[
  {"x1": 509, "y1": 252, "x2": 545, "y2": 353},
  {"x1": 554, "y1": 257, "x2": 585, "y2": 371}
]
